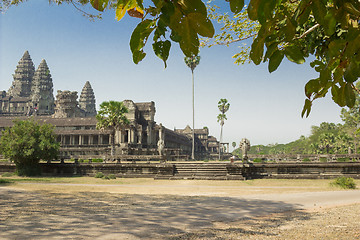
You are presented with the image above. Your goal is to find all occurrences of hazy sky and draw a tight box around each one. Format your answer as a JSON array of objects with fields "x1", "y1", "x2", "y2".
[{"x1": 0, "y1": 1, "x2": 343, "y2": 147}]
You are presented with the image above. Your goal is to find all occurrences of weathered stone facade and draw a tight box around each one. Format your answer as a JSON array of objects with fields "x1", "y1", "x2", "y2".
[
  {"x1": 0, "y1": 51, "x2": 220, "y2": 159},
  {"x1": 0, "y1": 51, "x2": 95, "y2": 117},
  {"x1": 79, "y1": 81, "x2": 96, "y2": 117},
  {"x1": 175, "y1": 126, "x2": 220, "y2": 158}
]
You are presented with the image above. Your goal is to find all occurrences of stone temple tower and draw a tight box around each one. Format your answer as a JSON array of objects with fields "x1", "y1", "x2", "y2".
[
  {"x1": 31, "y1": 59, "x2": 55, "y2": 115},
  {"x1": 7, "y1": 51, "x2": 35, "y2": 97},
  {"x1": 79, "y1": 81, "x2": 97, "y2": 116}
]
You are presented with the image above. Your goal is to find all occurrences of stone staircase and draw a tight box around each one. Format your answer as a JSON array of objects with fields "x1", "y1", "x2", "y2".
[{"x1": 167, "y1": 163, "x2": 244, "y2": 180}]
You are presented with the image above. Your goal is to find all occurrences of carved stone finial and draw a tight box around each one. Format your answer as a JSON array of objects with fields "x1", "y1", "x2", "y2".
[
  {"x1": 31, "y1": 59, "x2": 54, "y2": 115},
  {"x1": 8, "y1": 51, "x2": 35, "y2": 97},
  {"x1": 79, "y1": 81, "x2": 96, "y2": 117}
]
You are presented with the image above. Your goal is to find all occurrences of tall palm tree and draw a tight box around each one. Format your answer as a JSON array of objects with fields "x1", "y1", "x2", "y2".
[
  {"x1": 217, "y1": 98, "x2": 230, "y2": 160},
  {"x1": 184, "y1": 55, "x2": 200, "y2": 160},
  {"x1": 96, "y1": 101, "x2": 130, "y2": 156}
]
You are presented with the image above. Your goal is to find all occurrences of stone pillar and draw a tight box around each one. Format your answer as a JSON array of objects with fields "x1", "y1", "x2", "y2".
[
  {"x1": 70, "y1": 135, "x2": 74, "y2": 145},
  {"x1": 130, "y1": 128, "x2": 135, "y2": 143},
  {"x1": 100, "y1": 135, "x2": 103, "y2": 145},
  {"x1": 147, "y1": 125, "x2": 152, "y2": 146},
  {"x1": 61, "y1": 135, "x2": 64, "y2": 145},
  {"x1": 138, "y1": 130, "x2": 142, "y2": 144},
  {"x1": 79, "y1": 135, "x2": 82, "y2": 145}
]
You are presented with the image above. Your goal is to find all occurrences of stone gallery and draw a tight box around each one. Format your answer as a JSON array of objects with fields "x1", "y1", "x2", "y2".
[{"x1": 0, "y1": 51, "x2": 220, "y2": 159}]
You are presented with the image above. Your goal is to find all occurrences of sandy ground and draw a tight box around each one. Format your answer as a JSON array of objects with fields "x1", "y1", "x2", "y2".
[{"x1": 1, "y1": 179, "x2": 360, "y2": 239}]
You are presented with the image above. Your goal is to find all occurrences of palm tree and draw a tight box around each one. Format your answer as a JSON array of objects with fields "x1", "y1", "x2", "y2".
[
  {"x1": 184, "y1": 54, "x2": 200, "y2": 160},
  {"x1": 217, "y1": 98, "x2": 230, "y2": 160},
  {"x1": 96, "y1": 101, "x2": 130, "y2": 156},
  {"x1": 232, "y1": 141, "x2": 236, "y2": 151}
]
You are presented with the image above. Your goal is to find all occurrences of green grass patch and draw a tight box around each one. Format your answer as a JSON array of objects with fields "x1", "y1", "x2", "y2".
[
  {"x1": 331, "y1": 177, "x2": 357, "y2": 189},
  {"x1": 252, "y1": 158, "x2": 263, "y2": 163},
  {"x1": 320, "y1": 157, "x2": 328, "y2": 162},
  {"x1": 1, "y1": 172, "x2": 15, "y2": 177},
  {"x1": 337, "y1": 157, "x2": 350, "y2": 162},
  {"x1": 302, "y1": 158, "x2": 311, "y2": 162},
  {"x1": 0, "y1": 178, "x2": 12, "y2": 184}
]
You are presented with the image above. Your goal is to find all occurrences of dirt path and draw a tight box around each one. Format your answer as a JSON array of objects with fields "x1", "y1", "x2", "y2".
[{"x1": 1, "y1": 182, "x2": 360, "y2": 239}]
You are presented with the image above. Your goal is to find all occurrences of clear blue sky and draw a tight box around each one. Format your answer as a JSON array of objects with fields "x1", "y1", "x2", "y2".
[{"x1": 0, "y1": 1, "x2": 343, "y2": 147}]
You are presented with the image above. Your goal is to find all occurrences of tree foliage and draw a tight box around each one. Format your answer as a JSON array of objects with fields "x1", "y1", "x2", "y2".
[
  {"x1": 2, "y1": 0, "x2": 360, "y2": 115},
  {"x1": 96, "y1": 101, "x2": 130, "y2": 155},
  {"x1": 0, "y1": 119, "x2": 59, "y2": 176}
]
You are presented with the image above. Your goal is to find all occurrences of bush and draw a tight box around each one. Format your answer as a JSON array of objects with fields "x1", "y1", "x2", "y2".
[
  {"x1": 1, "y1": 172, "x2": 14, "y2": 177},
  {"x1": 320, "y1": 157, "x2": 328, "y2": 162},
  {"x1": 253, "y1": 158, "x2": 263, "y2": 163},
  {"x1": 95, "y1": 172, "x2": 105, "y2": 178},
  {"x1": 331, "y1": 177, "x2": 357, "y2": 189},
  {"x1": 337, "y1": 157, "x2": 350, "y2": 162},
  {"x1": 91, "y1": 158, "x2": 103, "y2": 163},
  {"x1": 107, "y1": 174, "x2": 116, "y2": 179},
  {"x1": 0, "y1": 178, "x2": 11, "y2": 184},
  {"x1": 302, "y1": 158, "x2": 311, "y2": 162}
]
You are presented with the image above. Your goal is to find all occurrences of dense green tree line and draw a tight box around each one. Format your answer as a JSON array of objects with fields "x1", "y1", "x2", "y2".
[{"x1": 234, "y1": 82, "x2": 360, "y2": 155}]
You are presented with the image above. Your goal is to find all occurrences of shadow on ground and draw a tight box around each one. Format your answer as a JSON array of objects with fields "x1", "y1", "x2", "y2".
[{"x1": 0, "y1": 187, "x2": 306, "y2": 239}]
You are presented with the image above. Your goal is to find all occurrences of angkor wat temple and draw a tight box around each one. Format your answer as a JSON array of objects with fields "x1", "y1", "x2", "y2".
[{"x1": 0, "y1": 51, "x2": 220, "y2": 159}]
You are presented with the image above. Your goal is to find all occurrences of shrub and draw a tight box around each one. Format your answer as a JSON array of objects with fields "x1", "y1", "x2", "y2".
[
  {"x1": 95, "y1": 172, "x2": 105, "y2": 178},
  {"x1": 1, "y1": 172, "x2": 14, "y2": 177},
  {"x1": 302, "y1": 158, "x2": 311, "y2": 162},
  {"x1": 253, "y1": 158, "x2": 263, "y2": 163},
  {"x1": 331, "y1": 177, "x2": 357, "y2": 189},
  {"x1": 91, "y1": 158, "x2": 103, "y2": 163},
  {"x1": 104, "y1": 175, "x2": 110, "y2": 180},
  {"x1": 0, "y1": 178, "x2": 11, "y2": 184},
  {"x1": 337, "y1": 157, "x2": 350, "y2": 162},
  {"x1": 108, "y1": 174, "x2": 116, "y2": 179},
  {"x1": 320, "y1": 157, "x2": 328, "y2": 163}
]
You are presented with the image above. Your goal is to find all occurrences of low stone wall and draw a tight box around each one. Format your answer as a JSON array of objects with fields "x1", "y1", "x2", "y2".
[
  {"x1": 241, "y1": 162, "x2": 360, "y2": 179},
  {"x1": 0, "y1": 163, "x2": 174, "y2": 178},
  {"x1": 2, "y1": 162, "x2": 360, "y2": 179}
]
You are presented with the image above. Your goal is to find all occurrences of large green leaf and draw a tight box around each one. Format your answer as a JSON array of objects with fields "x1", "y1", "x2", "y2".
[
  {"x1": 268, "y1": 50, "x2": 284, "y2": 73},
  {"x1": 311, "y1": 0, "x2": 327, "y2": 26},
  {"x1": 248, "y1": 0, "x2": 261, "y2": 21},
  {"x1": 153, "y1": 40, "x2": 171, "y2": 67},
  {"x1": 294, "y1": 0, "x2": 311, "y2": 25},
  {"x1": 345, "y1": 83, "x2": 356, "y2": 108},
  {"x1": 188, "y1": 12, "x2": 214, "y2": 38},
  {"x1": 130, "y1": 19, "x2": 155, "y2": 64},
  {"x1": 305, "y1": 79, "x2": 318, "y2": 98},
  {"x1": 344, "y1": 61, "x2": 360, "y2": 83},
  {"x1": 250, "y1": 37, "x2": 264, "y2": 65},
  {"x1": 229, "y1": 0, "x2": 244, "y2": 14},
  {"x1": 169, "y1": 8, "x2": 199, "y2": 56},
  {"x1": 90, "y1": 0, "x2": 108, "y2": 11},
  {"x1": 178, "y1": 0, "x2": 207, "y2": 15},
  {"x1": 301, "y1": 99, "x2": 312, "y2": 118},
  {"x1": 331, "y1": 85, "x2": 346, "y2": 107},
  {"x1": 257, "y1": 0, "x2": 276, "y2": 24},
  {"x1": 284, "y1": 46, "x2": 305, "y2": 64},
  {"x1": 324, "y1": 11, "x2": 336, "y2": 36}
]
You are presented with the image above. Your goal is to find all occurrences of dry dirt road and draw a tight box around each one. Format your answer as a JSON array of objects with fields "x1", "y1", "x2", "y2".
[{"x1": 1, "y1": 181, "x2": 360, "y2": 239}]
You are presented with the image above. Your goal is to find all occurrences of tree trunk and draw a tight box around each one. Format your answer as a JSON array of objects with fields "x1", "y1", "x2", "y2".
[
  {"x1": 110, "y1": 131, "x2": 115, "y2": 156},
  {"x1": 218, "y1": 124, "x2": 223, "y2": 160},
  {"x1": 192, "y1": 69, "x2": 195, "y2": 160}
]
